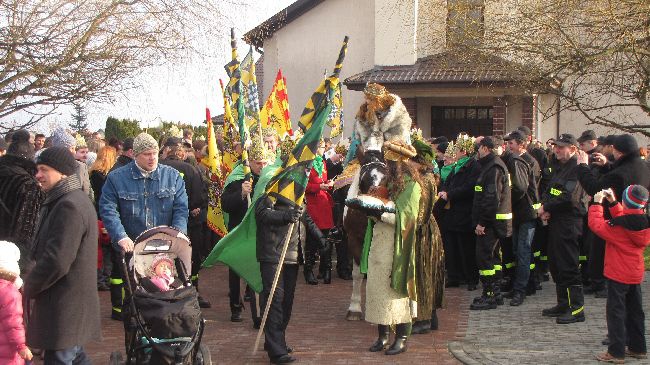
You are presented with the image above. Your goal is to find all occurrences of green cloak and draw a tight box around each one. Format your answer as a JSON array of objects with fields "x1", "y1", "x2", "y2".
[{"x1": 390, "y1": 179, "x2": 421, "y2": 302}]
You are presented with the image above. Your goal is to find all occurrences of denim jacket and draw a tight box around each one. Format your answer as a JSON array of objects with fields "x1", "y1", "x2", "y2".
[{"x1": 99, "y1": 161, "x2": 188, "y2": 248}]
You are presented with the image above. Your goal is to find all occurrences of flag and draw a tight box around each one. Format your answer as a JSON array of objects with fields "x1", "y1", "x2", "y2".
[
  {"x1": 202, "y1": 36, "x2": 350, "y2": 292},
  {"x1": 205, "y1": 107, "x2": 228, "y2": 237},
  {"x1": 219, "y1": 79, "x2": 240, "y2": 176},
  {"x1": 241, "y1": 46, "x2": 261, "y2": 129},
  {"x1": 265, "y1": 36, "x2": 349, "y2": 208},
  {"x1": 259, "y1": 69, "x2": 293, "y2": 138},
  {"x1": 327, "y1": 80, "x2": 344, "y2": 138}
]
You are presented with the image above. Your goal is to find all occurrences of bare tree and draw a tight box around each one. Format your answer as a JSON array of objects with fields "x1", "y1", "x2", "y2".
[{"x1": 0, "y1": 0, "x2": 230, "y2": 133}]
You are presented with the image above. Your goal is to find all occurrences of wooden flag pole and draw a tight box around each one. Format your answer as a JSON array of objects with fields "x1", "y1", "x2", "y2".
[{"x1": 252, "y1": 221, "x2": 295, "y2": 356}]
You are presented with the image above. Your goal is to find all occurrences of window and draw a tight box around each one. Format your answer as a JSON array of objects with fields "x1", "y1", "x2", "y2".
[{"x1": 447, "y1": 0, "x2": 485, "y2": 48}]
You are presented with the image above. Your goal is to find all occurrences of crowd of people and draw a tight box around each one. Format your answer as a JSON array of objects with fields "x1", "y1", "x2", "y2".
[{"x1": 0, "y1": 112, "x2": 649, "y2": 364}]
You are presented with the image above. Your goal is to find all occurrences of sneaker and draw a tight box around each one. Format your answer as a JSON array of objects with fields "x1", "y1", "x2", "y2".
[
  {"x1": 595, "y1": 352, "x2": 624, "y2": 364},
  {"x1": 625, "y1": 349, "x2": 647, "y2": 359}
]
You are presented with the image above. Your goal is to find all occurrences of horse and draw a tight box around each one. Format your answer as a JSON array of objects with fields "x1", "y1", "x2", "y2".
[{"x1": 342, "y1": 149, "x2": 388, "y2": 321}]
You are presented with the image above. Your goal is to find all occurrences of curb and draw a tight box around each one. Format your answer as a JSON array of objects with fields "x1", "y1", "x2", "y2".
[{"x1": 448, "y1": 341, "x2": 500, "y2": 365}]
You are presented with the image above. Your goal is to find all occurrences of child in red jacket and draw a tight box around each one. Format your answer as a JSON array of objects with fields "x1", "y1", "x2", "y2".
[
  {"x1": 589, "y1": 185, "x2": 649, "y2": 364},
  {"x1": 0, "y1": 241, "x2": 33, "y2": 365}
]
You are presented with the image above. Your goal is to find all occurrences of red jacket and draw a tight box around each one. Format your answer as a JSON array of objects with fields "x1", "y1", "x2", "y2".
[
  {"x1": 588, "y1": 203, "x2": 650, "y2": 284},
  {"x1": 97, "y1": 220, "x2": 111, "y2": 269},
  {"x1": 0, "y1": 279, "x2": 27, "y2": 365},
  {"x1": 305, "y1": 164, "x2": 334, "y2": 230}
]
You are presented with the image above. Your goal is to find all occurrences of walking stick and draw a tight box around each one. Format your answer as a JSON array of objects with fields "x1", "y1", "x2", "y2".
[{"x1": 252, "y1": 222, "x2": 295, "y2": 355}]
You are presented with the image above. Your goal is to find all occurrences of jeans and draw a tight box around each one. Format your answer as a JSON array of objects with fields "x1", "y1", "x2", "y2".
[
  {"x1": 44, "y1": 346, "x2": 90, "y2": 365},
  {"x1": 512, "y1": 220, "x2": 536, "y2": 292}
]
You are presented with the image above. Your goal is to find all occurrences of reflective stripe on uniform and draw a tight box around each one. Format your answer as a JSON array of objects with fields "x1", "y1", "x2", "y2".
[
  {"x1": 540, "y1": 255, "x2": 548, "y2": 261},
  {"x1": 579, "y1": 255, "x2": 587, "y2": 261},
  {"x1": 532, "y1": 203, "x2": 541, "y2": 210},
  {"x1": 505, "y1": 262, "x2": 516, "y2": 269},
  {"x1": 533, "y1": 251, "x2": 541, "y2": 257},
  {"x1": 496, "y1": 213, "x2": 512, "y2": 220},
  {"x1": 572, "y1": 306, "x2": 584, "y2": 316},
  {"x1": 191, "y1": 274, "x2": 199, "y2": 281},
  {"x1": 475, "y1": 185, "x2": 483, "y2": 192},
  {"x1": 112, "y1": 307, "x2": 122, "y2": 313},
  {"x1": 550, "y1": 188, "x2": 562, "y2": 196},
  {"x1": 530, "y1": 263, "x2": 536, "y2": 270},
  {"x1": 494, "y1": 264, "x2": 503, "y2": 271},
  {"x1": 110, "y1": 278, "x2": 124, "y2": 285},
  {"x1": 479, "y1": 269, "x2": 496, "y2": 276}
]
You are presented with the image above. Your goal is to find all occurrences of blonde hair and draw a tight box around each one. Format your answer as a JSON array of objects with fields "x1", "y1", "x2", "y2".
[{"x1": 90, "y1": 146, "x2": 117, "y2": 175}]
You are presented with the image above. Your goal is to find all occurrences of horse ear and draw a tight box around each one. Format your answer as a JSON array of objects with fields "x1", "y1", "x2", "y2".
[{"x1": 356, "y1": 145, "x2": 365, "y2": 161}]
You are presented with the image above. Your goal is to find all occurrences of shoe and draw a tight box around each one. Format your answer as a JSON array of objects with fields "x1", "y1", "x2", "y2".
[
  {"x1": 625, "y1": 349, "x2": 647, "y2": 359},
  {"x1": 595, "y1": 288, "x2": 608, "y2": 298},
  {"x1": 304, "y1": 270, "x2": 318, "y2": 285},
  {"x1": 111, "y1": 311, "x2": 123, "y2": 321},
  {"x1": 270, "y1": 354, "x2": 296, "y2": 364},
  {"x1": 411, "y1": 320, "x2": 431, "y2": 335},
  {"x1": 503, "y1": 290, "x2": 515, "y2": 299},
  {"x1": 369, "y1": 325, "x2": 390, "y2": 352},
  {"x1": 385, "y1": 323, "x2": 409, "y2": 355},
  {"x1": 230, "y1": 305, "x2": 243, "y2": 322},
  {"x1": 322, "y1": 270, "x2": 331, "y2": 284},
  {"x1": 253, "y1": 317, "x2": 261, "y2": 329},
  {"x1": 495, "y1": 293, "x2": 504, "y2": 306},
  {"x1": 595, "y1": 352, "x2": 624, "y2": 364},
  {"x1": 556, "y1": 285, "x2": 585, "y2": 324},
  {"x1": 541, "y1": 304, "x2": 565, "y2": 317},
  {"x1": 470, "y1": 296, "x2": 497, "y2": 310},
  {"x1": 510, "y1": 291, "x2": 525, "y2": 306},
  {"x1": 198, "y1": 296, "x2": 212, "y2": 308},
  {"x1": 286, "y1": 346, "x2": 293, "y2": 354},
  {"x1": 244, "y1": 292, "x2": 252, "y2": 302}
]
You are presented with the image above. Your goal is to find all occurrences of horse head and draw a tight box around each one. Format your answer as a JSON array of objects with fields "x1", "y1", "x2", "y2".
[{"x1": 357, "y1": 148, "x2": 389, "y2": 200}]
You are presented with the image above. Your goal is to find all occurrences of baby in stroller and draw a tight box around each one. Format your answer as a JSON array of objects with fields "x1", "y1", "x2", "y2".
[{"x1": 141, "y1": 254, "x2": 183, "y2": 292}]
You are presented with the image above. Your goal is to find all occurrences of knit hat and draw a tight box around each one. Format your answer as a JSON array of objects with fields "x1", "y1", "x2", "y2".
[
  {"x1": 50, "y1": 127, "x2": 76, "y2": 149},
  {"x1": 6, "y1": 129, "x2": 34, "y2": 160},
  {"x1": 622, "y1": 185, "x2": 649, "y2": 209},
  {"x1": 517, "y1": 126, "x2": 532, "y2": 137},
  {"x1": 613, "y1": 134, "x2": 638, "y2": 155},
  {"x1": 577, "y1": 129, "x2": 597, "y2": 143},
  {"x1": 36, "y1": 146, "x2": 78, "y2": 175},
  {"x1": 149, "y1": 254, "x2": 175, "y2": 276},
  {"x1": 133, "y1": 132, "x2": 159, "y2": 156},
  {"x1": 0, "y1": 241, "x2": 21, "y2": 287}
]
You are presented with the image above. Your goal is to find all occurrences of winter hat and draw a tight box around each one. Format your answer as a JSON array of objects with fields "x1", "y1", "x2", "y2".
[
  {"x1": 0, "y1": 241, "x2": 22, "y2": 287},
  {"x1": 622, "y1": 185, "x2": 649, "y2": 210},
  {"x1": 577, "y1": 129, "x2": 597, "y2": 143},
  {"x1": 613, "y1": 134, "x2": 638, "y2": 155},
  {"x1": 149, "y1": 254, "x2": 175, "y2": 276},
  {"x1": 51, "y1": 127, "x2": 76, "y2": 149},
  {"x1": 6, "y1": 129, "x2": 34, "y2": 160},
  {"x1": 436, "y1": 142, "x2": 449, "y2": 154},
  {"x1": 36, "y1": 146, "x2": 78, "y2": 175},
  {"x1": 133, "y1": 132, "x2": 159, "y2": 156}
]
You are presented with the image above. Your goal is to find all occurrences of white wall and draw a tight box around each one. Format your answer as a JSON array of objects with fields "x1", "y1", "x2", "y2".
[
  {"x1": 261, "y1": 0, "x2": 375, "y2": 140},
  {"x1": 374, "y1": 0, "x2": 418, "y2": 66}
]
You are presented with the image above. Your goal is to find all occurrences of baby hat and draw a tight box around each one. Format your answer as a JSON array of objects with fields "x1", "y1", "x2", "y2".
[{"x1": 0, "y1": 241, "x2": 22, "y2": 288}]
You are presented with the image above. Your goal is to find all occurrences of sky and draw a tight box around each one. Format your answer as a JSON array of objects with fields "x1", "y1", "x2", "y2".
[{"x1": 33, "y1": 0, "x2": 295, "y2": 133}]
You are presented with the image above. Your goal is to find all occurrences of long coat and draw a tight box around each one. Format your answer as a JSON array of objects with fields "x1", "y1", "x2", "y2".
[
  {"x1": 24, "y1": 176, "x2": 101, "y2": 350},
  {"x1": 305, "y1": 165, "x2": 334, "y2": 230}
]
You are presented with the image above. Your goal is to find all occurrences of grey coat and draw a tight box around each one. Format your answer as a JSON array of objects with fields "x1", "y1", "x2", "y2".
[{"x1": 24, "y1": 175, "x2": 101, "y2": 349}]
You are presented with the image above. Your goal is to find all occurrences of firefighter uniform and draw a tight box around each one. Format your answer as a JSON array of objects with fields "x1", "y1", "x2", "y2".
[
  {"x1": 540, "y1": 135, "x2": 589, "y2": 324},
  {"x1": 470, "y1": 140, "x2": 512, "y2": 310}
]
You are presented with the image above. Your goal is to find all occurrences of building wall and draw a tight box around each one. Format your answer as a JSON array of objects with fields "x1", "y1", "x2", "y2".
[
  {"x1": 416, "y1": 0, "x2": 447, "y2": 59},
  {"x1": 375, "y1": 0, "x2": 417, "y2": 65},
  {"x1": 261, "y1": 0, "x2": 374, "y2": 139}
]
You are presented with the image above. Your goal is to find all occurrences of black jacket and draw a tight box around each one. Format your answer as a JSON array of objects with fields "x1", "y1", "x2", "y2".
[
  {"x1": 0, "y1": 155, "x2": 45, "y2": 270},
  {"x1": 441, "y1": 156, "x2": 481, "y2": 232},
  {"x1": 161, "y1": 157, "x2": 205, "y2": 213},
  {"x1": 577, "y1": 152, "x2": 650, "y2": 201},
  {"x1": 221, "y1": 173, "x2": 261, "y2": 231},
  {"x1": 541, "y1": 155, "x2": 588, "y2": 218},
  {"x1": 111, "y1": 154, "x2": 133, "y2": 172},
  {"x1": 502, "y1": 151, "x2": 539, "y2": 225},
  {"x1": 472, "y1": 153, "x2": 512, "y2": 238},
  {"x1": 24, "y1": 175, "x2": 101, "y2": 349},
  {"x1": 255, "y1": 196, "x2": 323, "y2": 264}
]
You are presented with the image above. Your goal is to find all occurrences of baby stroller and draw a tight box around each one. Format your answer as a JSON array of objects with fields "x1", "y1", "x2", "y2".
[{"x1": 109, "y1": 226, "x2": 212, "y2": 365}]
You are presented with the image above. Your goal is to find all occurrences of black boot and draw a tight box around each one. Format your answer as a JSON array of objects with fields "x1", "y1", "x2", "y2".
[
  {"x1": 556, "y1": 285, "x2": 585, "y2": 324},
  {"x1": 430, "y1": 309, "x2": 439, "y2": 330},
  {"x1": 542, "y1": 285, "x2": 568, "y2": 317},
  {"x1": 509, "y1": 290, "x2": 525, "y2": 306},
  {"x1": 411, "y1": 320, "x2": 431, "y2": 335},
  {"x1": 230, "y1": 304, "x2": 243, "y2": 322},
  {"x1": 304, "y1": 269, "x2": 318, "y2": 285},
  {"x1": 322, "y1": 270, "x2": 331, "y2": 284},
  {"x1": 385, "y1": 323, "x2": 410, "y2": 355},
  {"x1": 369, "y1": 325, "x2": 390, "y2": 352},
  {"x1": 470, "y1": 279, "x2": 497, "y2": 310}
]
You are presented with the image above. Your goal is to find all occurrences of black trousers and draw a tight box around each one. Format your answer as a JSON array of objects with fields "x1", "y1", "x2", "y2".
[
  {"x1": 109, "y1": 248, "x2": 125, "y2": 316},
  {"x1": 548, "y1": 217, "x2": 582, "y2": 288},
  {"x1": 260, "y1": 263, "x2": 298, "y2": 359},
  {"x1": 475, "y1": 228, "x2": 500, "y2": 283},
  {"x1": 447, "y1": 230, "x2": 479, "y2": 285},
  {"x1": 607, "y1": 279, "x2": 647, "y2": 358},
  {"x1": 305, "y1": 228, "x2": 330, "y2": 273},
  {"x1": 229, "y1": 268, "x2": 259, "y2": 319}
]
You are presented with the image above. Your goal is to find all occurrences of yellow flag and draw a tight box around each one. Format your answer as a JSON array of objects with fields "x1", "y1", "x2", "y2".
[
  {"x1": 260, "y1": 69, "x2": 293, "y2": 139},
  {"x1": 205, "y1": 108, "x2": 228, "y2": 237}
]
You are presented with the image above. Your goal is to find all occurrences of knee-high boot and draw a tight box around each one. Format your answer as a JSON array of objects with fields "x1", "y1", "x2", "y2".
[
  {"x1": 385, "y1": 322, "x2": 410, "y2": 355},
  {"x1": 369, "y1": 325, "x2": 390, "y2": 352}
]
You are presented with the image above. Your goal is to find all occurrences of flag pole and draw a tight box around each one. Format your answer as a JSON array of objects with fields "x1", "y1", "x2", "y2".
[{"x1": 252, "y1": 221, "x2": 295, "y2": 355}]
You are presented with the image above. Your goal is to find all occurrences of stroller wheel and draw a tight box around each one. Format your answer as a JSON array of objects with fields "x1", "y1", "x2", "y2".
[
  {"x1": 109, "y1": 351, "x2": 123, "y2": 365},
  {"x1": 195, "y1": 343, "x2": 212, "y2": 365}
]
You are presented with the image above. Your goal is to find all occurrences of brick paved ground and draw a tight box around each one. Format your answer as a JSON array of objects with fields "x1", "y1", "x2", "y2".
[
  {"x1": 450, "y1": 277, "x2": 650, "y2": 365},
  {"x1": 33, "y1": 264, "x2": 470, "y2": 364}
]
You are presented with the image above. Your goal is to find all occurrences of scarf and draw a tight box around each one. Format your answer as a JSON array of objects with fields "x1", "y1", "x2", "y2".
[
  {"x1": 454, "y1": 156, "x2": 471, "y2": 173},
  {"x1": 313, "y1": 155, "x2": 324, "y2": 177}
]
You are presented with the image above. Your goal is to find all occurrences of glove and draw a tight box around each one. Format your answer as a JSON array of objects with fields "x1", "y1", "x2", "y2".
[
  {"x1": 593, "y1": 191, "x2": 605, "y2": 204},
  {"x1": 283, "y1": 206, "x2": 303, "y2": 223},
  {"x1": 319, "y1": 237, "x2": 332, "y2": 257}
]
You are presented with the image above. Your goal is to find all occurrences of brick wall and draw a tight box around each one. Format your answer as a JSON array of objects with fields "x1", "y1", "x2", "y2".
[
  {"x1": 521, "y1": 96, "x2": 534, "y2": 136},
  {"x1": 401, "y1": 97, "x2": 418, "y2": 128},
  {"x1": 492, "y1": 97, "x2": 506, "y2": 136}
]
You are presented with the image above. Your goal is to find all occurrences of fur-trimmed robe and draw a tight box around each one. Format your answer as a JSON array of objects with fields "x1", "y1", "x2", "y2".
[{"x1": 355, "y1": 94, "x2": 412, "y2": 151}]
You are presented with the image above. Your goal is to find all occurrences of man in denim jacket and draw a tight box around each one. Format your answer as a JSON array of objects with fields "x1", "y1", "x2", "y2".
[{"x1": 99, "y1": 132, "x2": 188, "y2": 320}]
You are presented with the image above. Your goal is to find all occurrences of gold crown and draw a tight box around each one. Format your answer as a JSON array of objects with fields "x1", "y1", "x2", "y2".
[
  {"x1": 75, "y1": 134, "x2": 87, "y2": 148},
  {"x1": 248, "y1": 136, "x2": 272, "y2": 161},
  {"x1": 363, "y1": 82, "x2": 387, "y2": 97},
  {"x1": 444, "y1": 140, "x2": 457, "y2": 159},
  {"x1": 455, "y1": 133, "x2": 476, "y2": 154},
  {"x1": 278, "y1": 131, "x2": 302, "y2": 160},
  {"x1": 410, "y1": 127, "x2": 423, "y2": 142},
  {"x1": 262, "y1": 126, "x2": 278, "y2": 139}
]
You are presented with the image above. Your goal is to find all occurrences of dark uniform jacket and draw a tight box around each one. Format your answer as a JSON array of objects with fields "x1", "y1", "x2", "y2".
[
  {"x1": 472, "y1": 152, "x2": 512, "y2": 238},
  {"x1": 255, "y1": 196, "x2": 324, "y2": 264},
  {"x1": 442, "y1": 156, "x2": 481, "y2": 232},
  {"x1": 541, "y1": 155, "x2": 588, "y2": 218},
  {"x1": 111, "y1": 155, "x2": 133, "y2": 172},
  {"x1": 577, "y1": 152, "x2": 650, "y2": 203},
  {"x1": 502, "y1": 151, "x2": 539, "y2": 225},
  {"x1": 161, "y1": 157, "x2": 205, "y2": 218},
  {"x1": 221, "y1": 173, "x2": 260, "y2": 231}
]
